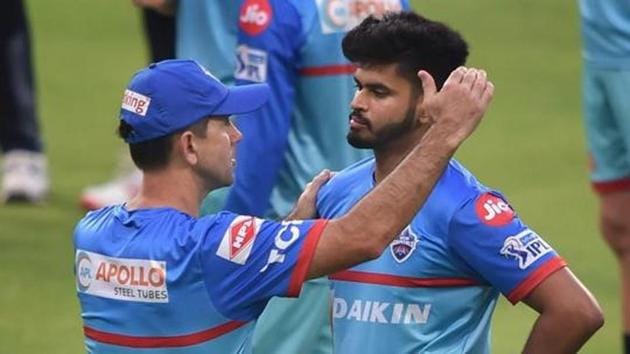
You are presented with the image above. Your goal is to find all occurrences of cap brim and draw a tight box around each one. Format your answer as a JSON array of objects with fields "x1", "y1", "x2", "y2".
[{"x1": 212, "y1": 83, "x2": 270, "y2": 116}]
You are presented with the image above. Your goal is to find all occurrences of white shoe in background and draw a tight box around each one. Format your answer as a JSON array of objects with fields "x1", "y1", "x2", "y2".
[
  {"x1": 79, "y1": 170, "x2": 141, "y2": 210},
  {"x1": 1, "y1": 150, "x2": 49, "y2": 203}
]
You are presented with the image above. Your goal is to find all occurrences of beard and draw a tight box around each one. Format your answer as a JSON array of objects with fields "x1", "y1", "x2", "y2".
[{"x1": 347, "y1": 106, "x2": 418, "y2": 149}]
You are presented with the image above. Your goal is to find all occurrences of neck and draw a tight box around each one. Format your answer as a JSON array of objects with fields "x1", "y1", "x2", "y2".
[
  {"x1": 126, "y1": 166, "x2": 208, "y2": 217},
  {"x1": 373, "y1": 125, "x2": 430, "y2": 184}
]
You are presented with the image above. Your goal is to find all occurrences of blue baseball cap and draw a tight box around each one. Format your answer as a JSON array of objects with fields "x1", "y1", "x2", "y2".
[{"x1": 119, "y1": 59, "x2": 270, "y2": 143}]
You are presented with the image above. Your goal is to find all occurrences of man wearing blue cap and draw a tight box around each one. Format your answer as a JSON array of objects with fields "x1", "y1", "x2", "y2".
[{"x1": 73, "y1": 59, "x2": 494, "y2": 353}]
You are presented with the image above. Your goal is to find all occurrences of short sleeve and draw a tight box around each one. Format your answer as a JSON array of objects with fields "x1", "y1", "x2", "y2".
[
  {"x1": 448, "y1": 192, "x2": 567, "y2": 304},
  {"x1": 199, "y1": 212, "x2": 327, "y2": 320}
]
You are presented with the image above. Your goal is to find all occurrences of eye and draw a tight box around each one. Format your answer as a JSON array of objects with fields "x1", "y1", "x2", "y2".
[{"x1": 371, "y1": 89, "x2": 388, "y2": 98}]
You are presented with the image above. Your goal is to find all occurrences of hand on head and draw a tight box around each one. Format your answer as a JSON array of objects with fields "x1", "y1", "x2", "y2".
[{"x1": 417, "y1": 67, "x2": 494, "y2": 148}]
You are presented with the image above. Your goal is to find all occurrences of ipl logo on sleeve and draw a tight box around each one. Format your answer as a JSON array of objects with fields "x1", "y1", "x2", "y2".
[
  {"x1": 500, "y1": 229, "x2": 552, "y2": 269},
  {"x1": 390, "y1": 226, "x2": 418, "y2": 263},
  {"x1": 235, "y1": 45, "x2": 268, "y2": 83}
]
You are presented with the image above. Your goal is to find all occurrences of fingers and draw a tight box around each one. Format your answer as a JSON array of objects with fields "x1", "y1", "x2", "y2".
[
  {"x1": 443, "y1": 66, "x2": 467, "y2": 88},
  {"x1": 304, "y1": 170, "x2": 332, "y2": 192},
  {"x1": 471, "y1": 69, "x2": 487, "y2": 96},
  {"x1": 461, "y1": 68, "x2": 479, "y2": 89},
  {"x1": 418, "y1": 70, "x2": 437, "y2": 98},
  {"x1": 481, "y1": 81, "x2": 495, "y2": 107}
]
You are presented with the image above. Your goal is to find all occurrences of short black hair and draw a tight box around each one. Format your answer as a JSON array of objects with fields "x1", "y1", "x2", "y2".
[
  {"x1": 117, "y1": 117, "x2": 210, "y2": 171},
  {"x1": 342, "y1": 11, "x2": 469, "y2": 91}
]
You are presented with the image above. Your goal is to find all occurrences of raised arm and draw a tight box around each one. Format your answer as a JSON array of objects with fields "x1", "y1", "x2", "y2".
[{"x1": 307, "y1": 67, "x2": 494, "y2": 278}]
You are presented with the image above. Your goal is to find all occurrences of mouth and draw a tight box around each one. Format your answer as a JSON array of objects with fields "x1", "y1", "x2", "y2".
[{"x1": 349, "y1": 113, "x2": 370, "y2": 130}]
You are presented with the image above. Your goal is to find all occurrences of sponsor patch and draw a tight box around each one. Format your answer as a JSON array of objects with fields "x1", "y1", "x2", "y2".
[
  {"x1": 217, "y1": 216, "x2": 263, "y2": 264},
  {"x1": 235, "y1": 45, "x2": 268, "y2": 83},
  {"x1": 389, "y1": 226, "x2": 418, "y2": 263},
  {"x1": 75, "y1": 250, "x2": 168, "y2": 303},
  {"x1": 315, "y1": 0, "x2": 403, "y2": 34},
  {"x1": 475, "y1": 192, "x2": 515, "y2": 227},
  {"x1": 121, "y1": 89, "x2": 151, "y2": 116},
  {"x1": 500, "y1": 229, "x2": 553, "y2": 269},
  {"x1": 239, "y1": 0, "x2": 272, "y2": 36},
  {"x1": 333, "y1": 297, "x2": 431, "y2": 324},
  {"x1": 260, "y1": 220, "x2": 303, "y2": 272}
]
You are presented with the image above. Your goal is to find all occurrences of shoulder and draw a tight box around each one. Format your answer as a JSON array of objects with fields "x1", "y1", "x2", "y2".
[
  {"x1": 418, "y1": 160, "x2": 495, "y2": 226},
  {"x1": 432, "y1": 160, "x2": 487, "y2": 205},
  {"x1": 319, "y1": 157, "x2": 374, "y2": 197},
  {"x1": 74, "y1": 205, "x2": 118, "y2": 234}
]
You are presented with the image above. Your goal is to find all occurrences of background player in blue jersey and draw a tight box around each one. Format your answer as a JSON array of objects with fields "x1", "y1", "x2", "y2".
[
  {"x1": 73, "y1": 59, "x2": 495, "y2": 353},
  {"x1": 317, "y1": 12, "x2": 603, "y2": 353},
  {"x1": 579, "y1": 1, "x2": 630, "y2": 351},
  {"x1": 223, "y1": 1, "x2": 410, "y2": 352}
]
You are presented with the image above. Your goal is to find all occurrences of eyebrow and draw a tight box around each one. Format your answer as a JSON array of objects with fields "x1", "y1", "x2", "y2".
[{"x1": 354, "y1": 77, "x2": 392, "y2": 92}]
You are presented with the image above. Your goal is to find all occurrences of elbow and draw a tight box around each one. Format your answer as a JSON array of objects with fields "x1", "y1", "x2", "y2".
[
  {"x1": 362, "y1": 242, "x2": 386, "y2": 261},
  {"x1": 563, "y1": 300, "x2": 604, "y2": 338},
  {"x1": 581, "y1": 303, "x2": 604, "y2": 335}
]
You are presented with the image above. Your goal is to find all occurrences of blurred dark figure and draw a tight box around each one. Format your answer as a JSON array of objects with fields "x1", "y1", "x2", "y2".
[
  {"x1": 0, "y1": 0, "x2": 49, "y2": 203},
  {"x1": 141, "y1": 6, "x2": 175, "y2": 61}
]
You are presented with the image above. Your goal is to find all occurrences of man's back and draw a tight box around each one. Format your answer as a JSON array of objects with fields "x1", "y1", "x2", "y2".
[{"x1": 74, "y1": 206, "x2": 326, "y2": 353}]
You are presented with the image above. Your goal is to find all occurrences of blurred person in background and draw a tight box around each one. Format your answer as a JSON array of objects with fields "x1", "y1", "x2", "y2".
[
  {"x1": 317, "y1": 11, "x2": 603, "y2": 353},
  {"x1": 79, "y1": 0, "x2": 176, "y2": 210},
  {"x1": 579, "y1": 1, "x2": 630, "y2": 352},
  {"x1": 0, "y1": 0, "x2": 49, "y2": 203},
  {"x1": 225, "y1": 1, "x2": 409, "y2": 353}
]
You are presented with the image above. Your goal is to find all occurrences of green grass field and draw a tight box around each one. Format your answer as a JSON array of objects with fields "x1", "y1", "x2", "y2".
[{"x1": 0, "y1": 0, "x2": 619, "y2": 353}]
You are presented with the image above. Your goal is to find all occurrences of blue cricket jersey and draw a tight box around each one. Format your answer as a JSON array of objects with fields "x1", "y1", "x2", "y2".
[
  {"x1": 579, "y1": 0, "x2": 630, "y2": 69},
  {"x1": 317, "y1": 158, "x2": 566, "y2": 353},
  {"x1": 74, "y1": 206, "x2": 326, "y2": 353},
  {"x1": 225, "y1": 0, "x2": 409, "y2": 218},
  {"x1": 176, "y1": 1, "x2": 239, "y2": 85}
]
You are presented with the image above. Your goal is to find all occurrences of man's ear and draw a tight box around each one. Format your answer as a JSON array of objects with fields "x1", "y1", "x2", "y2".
[{"x1": 177, "y1": 131, "x2": 199, "y2": 165}]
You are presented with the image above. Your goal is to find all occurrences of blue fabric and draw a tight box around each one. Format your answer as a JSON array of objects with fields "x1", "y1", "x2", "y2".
[
  {"x1": 176, "y1": 1, "x2": 240, "y2": 85},
  {"x1": 317, "y1": 158, "x2": 564, "y2": 353},
  {"x1": 580, "y1": 0, "x2": 630, "y2": 69},
  {"x1": 582, "y1": 66, "x2": 630, "y2": 182},
  {"x1": 74, "y1": 205, "x2": 324, "y2": 353}
]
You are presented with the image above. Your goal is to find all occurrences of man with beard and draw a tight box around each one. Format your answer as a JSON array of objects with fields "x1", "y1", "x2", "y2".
[{"x1": 317, "y1": 12, "x2": 603, "y2": 353}]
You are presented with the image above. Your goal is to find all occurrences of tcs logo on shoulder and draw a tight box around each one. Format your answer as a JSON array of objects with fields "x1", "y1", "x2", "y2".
[
  {"x1": 474, "y1": 192, "x2": 515, "y2": 227},
  {"x1": 240, "y1": 0, "x2": 272, "y2": 36},
  {"x1": 260, "y1": 221, "x2": 303, "y2": 272}
]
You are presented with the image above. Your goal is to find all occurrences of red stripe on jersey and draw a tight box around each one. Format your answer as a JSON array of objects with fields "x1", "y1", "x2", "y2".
[
  {"x1": 592, "y1": 177, "x2": 630, "y2": 194},
  {"x1": 330, "y1": 270, "x2": 481, "y2": 288},
  {"x1": 300, "y1": 64, "x2": 356, "y2": 76},
  {"x1": 506, "y1": 256, "x2": 567, "y2": 304},
  {"x1": 83, "y1": 320, "x2": 247, "y2": 348},
  {"x1": 287, "y1": 220, "x2": 329, "y2": 297}
]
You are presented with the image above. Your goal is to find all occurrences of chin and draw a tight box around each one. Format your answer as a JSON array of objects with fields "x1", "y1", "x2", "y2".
[{"x1": 347, "y1": 134, "x2": 375, "y2": 149}]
